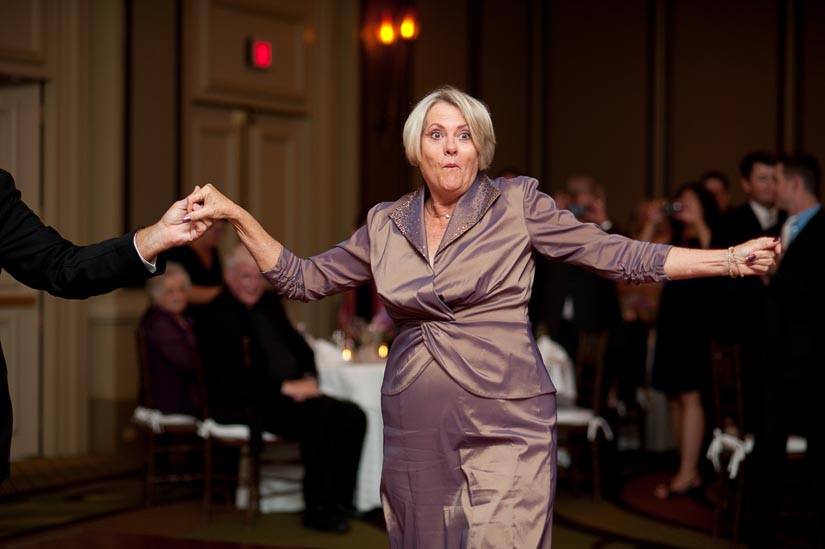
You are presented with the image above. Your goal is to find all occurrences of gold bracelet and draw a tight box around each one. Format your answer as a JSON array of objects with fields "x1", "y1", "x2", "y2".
[{"x1": 728, "y1": 246, "x2": 744, "y2": 278}]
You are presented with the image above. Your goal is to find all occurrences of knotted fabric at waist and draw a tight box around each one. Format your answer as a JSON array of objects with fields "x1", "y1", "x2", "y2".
[{"x1": 382, "y1": 318, "x2": 556, "y2": 399}]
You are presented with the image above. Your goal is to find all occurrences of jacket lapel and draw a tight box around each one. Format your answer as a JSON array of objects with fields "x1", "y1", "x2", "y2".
[
  {"x1": 437, "y1": 174, "x2": 500, "y2": 254},
  {"x1": 388, "y1": 174, "x2": 502, "y2": 261},
  {"x1": 388, "y1": 186, "x2": 427, "y2": 261}
]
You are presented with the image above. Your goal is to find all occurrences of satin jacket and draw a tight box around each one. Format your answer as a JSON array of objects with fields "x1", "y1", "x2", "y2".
[{"x1": 265, "y1": 175, "x2": 671, "y2": 399}]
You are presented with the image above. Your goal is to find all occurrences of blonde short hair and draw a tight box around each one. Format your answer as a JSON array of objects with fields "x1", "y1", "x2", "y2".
[
  {"x1": 402, "y1": 86, "x2": 496, "y2": 172},
  {"x1": 146, "y1": 262, "x2": 191, "y2": 304}
]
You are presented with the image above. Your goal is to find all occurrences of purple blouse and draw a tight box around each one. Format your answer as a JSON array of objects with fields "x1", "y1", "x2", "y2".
[{"x1": 264, "y1": 175, "x2": 670, "y2": 399}]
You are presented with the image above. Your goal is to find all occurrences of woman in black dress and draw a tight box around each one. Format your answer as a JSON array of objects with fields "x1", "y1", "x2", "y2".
[{"x1": 652, "y1": 182, "x2": 721, "y2": 498}]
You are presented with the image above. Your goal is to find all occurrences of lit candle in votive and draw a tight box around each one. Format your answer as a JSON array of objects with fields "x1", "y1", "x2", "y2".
[
  {"x1": 342, "y1": 348, "x2": 353, "y2": 361},
  {"x1": 378, "y1": 344, "x2": 389, "y2": 359}
]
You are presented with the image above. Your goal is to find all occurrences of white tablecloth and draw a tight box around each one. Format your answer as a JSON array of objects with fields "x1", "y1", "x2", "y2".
[{"x1": 315, "y1": 340, "x2": 385, "y2": 512}]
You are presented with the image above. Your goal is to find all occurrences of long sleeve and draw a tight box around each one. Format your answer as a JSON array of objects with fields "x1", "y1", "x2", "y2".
[
  {"x1": 0, "y1": 169, "x2": 158, "y2": 298},
  {"x1": 522, "y1": 179, "x2": 671, "y2": 284},
  {"x1": 263, "y1": 217, "x2": 374, "y2": 302}
]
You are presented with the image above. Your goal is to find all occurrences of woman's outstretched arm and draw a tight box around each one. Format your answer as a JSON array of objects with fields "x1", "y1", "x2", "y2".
[{"x1": 663, "y1": 236, "x2": 781, "y2": 280}]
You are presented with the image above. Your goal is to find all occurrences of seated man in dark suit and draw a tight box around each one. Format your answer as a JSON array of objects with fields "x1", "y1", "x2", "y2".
[{"x1": 197, "y1": 245, "x2": 367, "y2": 533}]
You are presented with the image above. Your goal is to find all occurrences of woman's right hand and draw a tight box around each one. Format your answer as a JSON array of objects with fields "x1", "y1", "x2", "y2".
[{"x1": 184, "y1": 184, "x2": 240, "y2": 223}]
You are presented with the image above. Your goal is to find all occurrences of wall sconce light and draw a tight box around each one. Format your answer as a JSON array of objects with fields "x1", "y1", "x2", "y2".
[
  {"x1": 378, "y1": 12, "x2": 396, "y2": 45},
  {"x1": 399, "y1": 11, "x2": 419, "y2": 40},
  {"x1": 374, "y1": 9, "x2": 419, "y2": 46}
]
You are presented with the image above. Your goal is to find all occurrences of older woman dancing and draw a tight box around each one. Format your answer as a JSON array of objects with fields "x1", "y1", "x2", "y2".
[{"x1": 184, "y1": 86, "x2": 779, "y2": 549}]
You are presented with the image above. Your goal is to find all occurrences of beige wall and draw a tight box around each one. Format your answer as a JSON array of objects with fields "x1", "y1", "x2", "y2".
[
  {"x1": 0, "y1": 0, "x2": 359, "y2": 458},
  {"x1": 544, "y1": 0, "x2": 650, "y2": 223},
  {"x1": 800, "y1": 0, "x2": 825, "y2": 161},
  {"x1": 667, "y1": 0, "x2": 778, "y2": 202},
  {"x1": 410, "y1": 0, "x2": 825, "y2": 228}
]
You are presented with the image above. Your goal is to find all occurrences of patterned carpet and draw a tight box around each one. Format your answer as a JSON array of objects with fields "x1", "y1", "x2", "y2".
[
  {"x1": 619, "y1": 471, "x2": 715, "y2": 532},
  {"x1": 0, "y1": 478, "x2": 733, "y2": 548},
  {"x1": 0, "y1": 455, "x2": 736, "y2": 548}
]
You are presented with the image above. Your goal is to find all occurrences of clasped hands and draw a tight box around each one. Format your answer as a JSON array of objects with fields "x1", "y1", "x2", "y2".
[{"x1": 729, "y1": 236, "x2": 782, "y2": 276}]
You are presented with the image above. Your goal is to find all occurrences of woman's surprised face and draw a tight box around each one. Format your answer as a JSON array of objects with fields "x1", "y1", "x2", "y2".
[{"x1": 419, "y1": 102, "x2": 479, "y2": 200}]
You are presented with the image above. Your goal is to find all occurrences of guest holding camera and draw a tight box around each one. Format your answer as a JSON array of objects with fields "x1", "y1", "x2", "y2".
[{"x1": 650, "y1": 182, "x2": 721, "y2": 499}]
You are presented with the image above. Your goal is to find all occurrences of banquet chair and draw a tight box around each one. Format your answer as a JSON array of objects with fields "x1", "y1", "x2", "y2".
[
  {"x1": 706, "y1": 340, "x2": 810, "y2": 547},
  {"x1": 199, "y1": 336, "x2": 300, "y2": 525},
  {"x1": 556, "y1": 330, "x2": 613, "y2": 500},
  {"x1": 707, "y1": 340, "x2": 746, "y2": 546},
  {"x1": 132, "y1": 326, "x2": 204, "y2": 506}
]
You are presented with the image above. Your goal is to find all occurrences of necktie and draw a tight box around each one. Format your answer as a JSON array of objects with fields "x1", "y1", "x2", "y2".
[
  {"x1": 780, "y1": 215, "x2": 796, "y2": 248},
  {"x1": 789, "y1": 216, "x2": 801, "y2": 245}
]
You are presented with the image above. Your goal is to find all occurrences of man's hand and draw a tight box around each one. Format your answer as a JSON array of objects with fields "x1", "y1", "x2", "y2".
[
  {"x1": 281, "y1": 377, "x2": 321, "y2": 402},
  {"x1": 135, "y1": 187, "x2": 213, "y2": 261}
]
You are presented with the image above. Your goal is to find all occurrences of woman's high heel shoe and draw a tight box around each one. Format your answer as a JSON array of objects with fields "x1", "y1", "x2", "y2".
[{"x1": 654, "y1": 477, "x2": 702, "y2": 500}]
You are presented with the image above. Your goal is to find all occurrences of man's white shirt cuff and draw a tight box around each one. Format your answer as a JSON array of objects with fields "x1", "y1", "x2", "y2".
[{"x1": 133, "y1": 234, "x2": 158, "y2": 273}]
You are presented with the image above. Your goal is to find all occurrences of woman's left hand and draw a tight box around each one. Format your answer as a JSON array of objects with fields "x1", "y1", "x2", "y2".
[
  {"x1": 184, "y1": 183, "x2": 241, "y2": 223},
  {"x1": 732, "y1": 236, "x2": 782, "y2": 275}
]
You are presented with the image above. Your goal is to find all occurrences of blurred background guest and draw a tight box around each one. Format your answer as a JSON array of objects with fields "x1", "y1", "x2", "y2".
[
  {"x1": 650, "y1": 182, "x2": 721, "y2": 499},
  {"x1": 699, "y1": 170, "x2": 731, "y2": 215},
  {"x1": 748, "y1": 153, "x2": 823, "y2": 547},
  {"x1": 716, "y1": 151, "x2": 785, "y2": 245},
  {"x1": 164, "y1": 221, "x2": 227, "y2": 320},
  {"x1": 140, "y1": 263, "x2": 202, "y2": 417},
  {"x1": 197, "y1": 245, "x2": 366, "y2": 533},
  {"x1": 530, "y1": 176, "x2": 622, "y2": 365},
  {"x1": 711, "y1": 150, "x2": 785, "y2": 430}
]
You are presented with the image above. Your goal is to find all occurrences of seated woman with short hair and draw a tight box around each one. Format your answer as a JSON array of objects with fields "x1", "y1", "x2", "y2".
[{"x1": 141, "y1": 262, "x2": 202, "y2": 417}]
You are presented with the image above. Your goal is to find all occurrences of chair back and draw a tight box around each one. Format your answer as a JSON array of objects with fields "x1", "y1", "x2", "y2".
[
  {"x1": 710, "y1": 340, "x2": 745, "y2": 437},
  {"x1": 240, "y1": 335, "x2": 265, "y2": 451},
  {"x1": 135, "y1": 326, "x2": 154, "y2": 409},
  {"x1": 574, "y1": 330, "x2": 609, "y2": 414}
]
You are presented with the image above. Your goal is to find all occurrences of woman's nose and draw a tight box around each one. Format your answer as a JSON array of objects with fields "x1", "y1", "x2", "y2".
[{"x1": 444, "y1": 137, "x2": 457, "y2": 155}]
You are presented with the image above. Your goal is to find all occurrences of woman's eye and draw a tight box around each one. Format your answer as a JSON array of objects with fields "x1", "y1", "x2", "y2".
[
  {"x1": 459, "y1": 132, "x2": 471, "y2": 139},
  {"x1": 430, "y1": 131, "x2": 441, "y2": 139}
]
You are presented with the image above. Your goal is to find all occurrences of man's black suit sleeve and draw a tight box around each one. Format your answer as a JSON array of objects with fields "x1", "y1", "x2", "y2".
[{"x1": 0, "y1": 169, "x2": 160, "y2": 298}]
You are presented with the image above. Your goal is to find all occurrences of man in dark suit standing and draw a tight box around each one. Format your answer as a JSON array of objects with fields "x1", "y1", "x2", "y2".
[
  {"x1": 197, "y1": 245, "x2": 366, "y2": 533},
  {"x1": 717, "y1": 151, "x2": 786, "y2": 246},
  {"x1": 747, "y1": 154, "x2": 824, "y2": 547},
  {"x1": 713, "y1": 151, "x2": 786, "y2": 428},
  {"x1": 0, "y1": 168, "x2": 209, "y2": 486}
]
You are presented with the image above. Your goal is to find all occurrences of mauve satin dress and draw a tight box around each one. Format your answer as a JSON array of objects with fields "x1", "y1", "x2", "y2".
[{"x1": 264, "y1": 175, "x2": 671, "y2": 548}]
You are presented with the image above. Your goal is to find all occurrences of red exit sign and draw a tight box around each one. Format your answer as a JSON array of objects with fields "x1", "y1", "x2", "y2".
[{"x1": 246, "y1": 37, "x2": 272, "y2": 70}]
